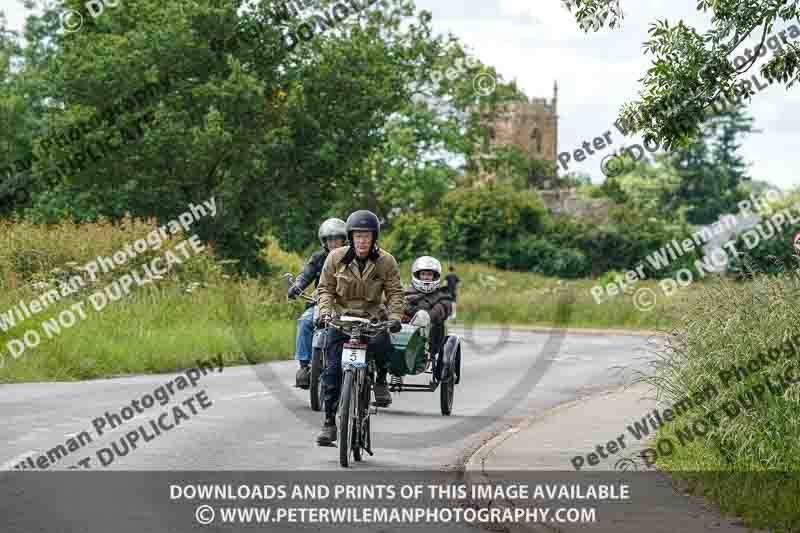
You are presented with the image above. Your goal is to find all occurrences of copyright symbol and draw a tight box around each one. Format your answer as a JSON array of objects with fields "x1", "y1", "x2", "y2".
[
  {"x1": 195, "y1": 505, "x2": 215, "y2": 525},
  {"x1": 614, "y1": 457, "x2": 639, "y2": 471},
  {"x1": 473, "y1": 73, "x2": 496, "y2": 97},
  {"x1": 600, "y1": 153, "x2": 623, "y2": 177},
  {"x1": 60, "y1": 9, "x2": 83, "y2": 33},
  {"x1": 632, "y1": 288, "x2": 656, "y2": 313}
]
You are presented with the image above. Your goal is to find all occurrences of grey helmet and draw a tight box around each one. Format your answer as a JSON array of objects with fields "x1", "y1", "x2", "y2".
[
  {"x1": 318, "y1": 218, "x2": 347, "y2": 249},
  {"x1": 411, "y1": 256, "x2": 442, "y2": 293}
]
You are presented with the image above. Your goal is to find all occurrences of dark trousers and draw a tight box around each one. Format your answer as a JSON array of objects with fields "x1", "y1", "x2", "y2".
[{"x1": 322, "y1": 327, "x2": 393, "y2": 419}]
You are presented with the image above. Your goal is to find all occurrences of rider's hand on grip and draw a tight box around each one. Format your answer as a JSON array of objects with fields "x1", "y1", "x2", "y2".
[
  {"x1": 287, "y1": 284, "x2": 302, "y2": 300},
  {"x1": 316, "y1": 314, "x2": 332, "y2": 329},
  {"x1": 388, "y1": 319, "x2": 402, "y2": 333}
]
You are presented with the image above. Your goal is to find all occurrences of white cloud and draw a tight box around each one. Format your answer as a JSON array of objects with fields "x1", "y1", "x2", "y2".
[
  {"x1": 496, "y1": 0, "x2": 582, "y2": 42},
  {"x1": 0, "y1": 0, "x2": 34, "y2": 32}
]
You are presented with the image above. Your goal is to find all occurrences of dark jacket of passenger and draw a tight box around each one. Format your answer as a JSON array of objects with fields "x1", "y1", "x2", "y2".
[
  {"x1": 295, "y1": 248, "x2": 328, "y2": 308},
  {"x1": 403, "y1": 286, "x2": 453, "y2": 323},
  {"x1": 403, "y1": 285, "x2": 452, "y2": 354}
]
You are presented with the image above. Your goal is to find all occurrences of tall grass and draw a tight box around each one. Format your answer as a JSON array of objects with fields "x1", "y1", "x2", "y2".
[
  {"x1": 0, "y1": 218, "x2": 304, "y2": 383},
  {"x1": 1, "y1": 218, "x2": 702, "y2": 383},
  {"x1": 439, "y1": 262, "x2": 698, "y2": 330},
  {"x1": 640, "y1": 271, "x2": 800, "y2": 530}
]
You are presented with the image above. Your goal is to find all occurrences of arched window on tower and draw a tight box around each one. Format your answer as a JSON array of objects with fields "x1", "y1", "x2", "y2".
[{"x1": 531, "y1": 127, "x2": 542, "y2": 155}]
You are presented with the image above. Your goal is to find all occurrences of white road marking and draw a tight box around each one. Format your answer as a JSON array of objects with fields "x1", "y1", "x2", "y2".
[{"x1": 219, "y1": 392, "x2": 275, "y2": 401}]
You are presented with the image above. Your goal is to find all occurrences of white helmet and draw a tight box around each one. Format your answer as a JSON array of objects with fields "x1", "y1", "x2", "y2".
[
  {"x1": 318, "y1": 218, "x2": 347, "y2": 249},
  {"x1": 411, "y1": 256, "x2": 442, "y2": 293}
]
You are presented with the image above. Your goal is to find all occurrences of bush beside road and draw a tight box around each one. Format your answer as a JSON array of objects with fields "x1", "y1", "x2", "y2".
[
  {"x1": 0, "y1": 215, "x2": 786, "y2": 386},
  {"x1": 638, "y1": 269, "x2": 800, "y2": 531},
  {"x1": 0, "y1": 217, "x2": 708, "y2": 384}
]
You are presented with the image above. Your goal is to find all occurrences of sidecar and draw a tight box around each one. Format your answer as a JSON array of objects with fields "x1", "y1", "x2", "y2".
[{"x1": 387, "y1": 322, "x2": 462, "y2": 415}]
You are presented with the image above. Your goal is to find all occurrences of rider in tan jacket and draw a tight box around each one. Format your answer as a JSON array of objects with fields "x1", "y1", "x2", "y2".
[
  {"x1": 316, "y1": 247, "x2": 405, "y2": 322},
  {"x1": 315, "y1": 210, "x2": 405, "y2": 446}
]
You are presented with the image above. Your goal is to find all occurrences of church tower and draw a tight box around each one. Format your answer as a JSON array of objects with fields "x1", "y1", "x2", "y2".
[{"x1": 470, "y1": 82, "x2": 559, "y2": 186}]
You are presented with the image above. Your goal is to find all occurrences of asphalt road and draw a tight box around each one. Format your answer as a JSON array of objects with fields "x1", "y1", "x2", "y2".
[{"x1": 0, "y1": 326, "x2": 658, "y2": 472}]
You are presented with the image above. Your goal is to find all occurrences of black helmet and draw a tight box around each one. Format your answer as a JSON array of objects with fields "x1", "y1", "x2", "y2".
[{"x1": 345, "y1": 210, "x2": 380, "y2": 242}]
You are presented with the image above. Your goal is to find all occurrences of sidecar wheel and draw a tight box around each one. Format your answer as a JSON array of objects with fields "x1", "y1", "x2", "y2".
[{"x1": 440, "y1": 379, "x2": 454, "y2": 416}]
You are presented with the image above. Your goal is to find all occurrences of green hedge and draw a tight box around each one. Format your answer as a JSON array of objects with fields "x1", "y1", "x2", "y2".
[
  {"x1": 383, "y1": 185, "x2": 701, "y2": 279},
  {"x1": 728, "y1": 218, "x2": 800, "y2": 277}
]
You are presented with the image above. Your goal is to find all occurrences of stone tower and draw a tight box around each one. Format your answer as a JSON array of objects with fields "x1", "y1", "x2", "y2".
[{"x1": 471, "y1": 82, "x2": 559, "y2": 185}]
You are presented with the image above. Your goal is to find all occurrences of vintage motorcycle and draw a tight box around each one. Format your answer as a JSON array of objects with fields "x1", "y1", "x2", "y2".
[
  {"x1": 283, "y1": 273, "x2": 463, "y2": 417},
  {"x1": 325, "y1": 315, "x2": 394, "y2": 467}
]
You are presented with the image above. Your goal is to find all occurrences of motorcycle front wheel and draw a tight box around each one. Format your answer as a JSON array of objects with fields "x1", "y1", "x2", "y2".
[{"x1": 338, "y1": 370, "x2": 357, "y2": 467}]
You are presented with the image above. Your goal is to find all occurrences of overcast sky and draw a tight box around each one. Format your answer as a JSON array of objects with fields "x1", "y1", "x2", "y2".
[
  {"x1": 412, "y1": 0, "x2": 797, "y2": 190},
  {"x1": 2, "y1": 0, "x2": 797, "y2": 190}
]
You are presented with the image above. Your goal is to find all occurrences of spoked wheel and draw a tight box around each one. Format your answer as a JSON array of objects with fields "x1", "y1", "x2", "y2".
[
  {"x1": 440, "y1": 378, "x2": 455, "y2": 416},
  {"x1": 354, "y1": 371, "x2": 371, "y2": 462},
  {"x1": 352, "y1": 420, "x2": 363, "y2": 462},
  {"x1": 357, "y1": 416, "x2": 370, "y2": 461},
  {"x1": 338, "y1": 370, "x2": 357, "y2": 467},
  {"x1": 310, "y1": 348, "x2": 323, "y2": 412}
]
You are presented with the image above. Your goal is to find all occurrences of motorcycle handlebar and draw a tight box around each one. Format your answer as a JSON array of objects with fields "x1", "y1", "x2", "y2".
[
  {"x1": 328, "y1": 317, "x2": 391, "y2": 337},
  {"x1": 283, "y1": 272, "x2": 318, "y2": 303}
]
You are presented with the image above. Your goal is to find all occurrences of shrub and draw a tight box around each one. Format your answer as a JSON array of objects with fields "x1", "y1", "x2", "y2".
[
  {"x1": 642, "y1": 271, "x2": 800, "y2": 529},
  {"x1": 537, "y1": 211, "x2": 700, "y2": 278},
  {"x1": 382, "y1": 212, "x2": 444, "y2": 263},
  {"x1": 500, "y1": 236, "x2": 591, "y2": 278},
  {"x1": 727, "y1": 219, "x2": 800, "y2": 278},
  {"x1": 441, "y1": 185, "x2": 549, "y2": 264},
  {"x1": 258, "y1": 233, "x2": 304, "y2": 275}
]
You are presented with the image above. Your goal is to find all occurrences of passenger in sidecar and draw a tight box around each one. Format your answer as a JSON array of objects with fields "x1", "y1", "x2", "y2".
[
  {"x1": 402, "y1": 256, "x2": 453, "y2": 356},
  {"x1": 387, "y1": 256, "x2": 453, "y2": 387}
]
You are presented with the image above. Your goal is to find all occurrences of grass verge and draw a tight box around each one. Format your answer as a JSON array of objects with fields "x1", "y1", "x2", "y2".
[
  {"x1": 639, "y1": 271, "x2": 800, "y2": 531},
  {"x1": 0, "y1": 219, "x2": 703, "y2": 383},
  {"x1": 0, "y1": 267, "x2": 699, "y2": 383}
]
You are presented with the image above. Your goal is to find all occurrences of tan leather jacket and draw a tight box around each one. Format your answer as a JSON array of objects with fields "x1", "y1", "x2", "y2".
[{"x1": 317, "y1": 245, "x2": 405, "y2": 321}]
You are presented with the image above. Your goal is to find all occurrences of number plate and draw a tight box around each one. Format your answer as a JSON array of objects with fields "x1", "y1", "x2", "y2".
[{"x1": 342, "y1": 342, "x2": 367, "y2": 366}]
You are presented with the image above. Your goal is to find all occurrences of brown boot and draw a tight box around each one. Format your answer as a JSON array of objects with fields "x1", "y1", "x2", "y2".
[
  {"x1": 316, "y1": 418, "x2": 337, "y2": 446},
  {"x1": 373, "y1": 381, "x2": 392, "y2": 407}
]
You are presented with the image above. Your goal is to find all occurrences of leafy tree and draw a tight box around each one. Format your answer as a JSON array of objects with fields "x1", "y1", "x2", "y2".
[
  {"x1": 661, "y1": 103, "x2": 753, "y2": 224},
  {"x1": 0, "y1": 7, "x2": 40, "y2": 216},
  {"x1": 3, "y1": 0, "x2": 446, "y2": 272},
  {"x1": 564, "y1": 0, "x2": 800, "y2": 151},
  {"x1": 440, "y1": 184, "x2": 549, "y2": 265},
  {"x1": 382, "y1": 211, "x2": 444, "y2": 263}
]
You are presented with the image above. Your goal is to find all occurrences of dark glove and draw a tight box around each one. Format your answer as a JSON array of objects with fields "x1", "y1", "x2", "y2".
[
  {"x1": 287, "y1": 284, "x2": 303, "y2": 300},
  {"x1": 388, "y1": 319, "x2": 402, "y2": 333},
  {"x1": 316, "y1": 314, "x2": 332, "y2": 329}
]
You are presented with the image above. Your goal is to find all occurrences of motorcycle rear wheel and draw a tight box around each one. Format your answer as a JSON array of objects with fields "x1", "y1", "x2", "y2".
[{"x1": 310, "y1": 348, "x2": 323, "y2": 411}]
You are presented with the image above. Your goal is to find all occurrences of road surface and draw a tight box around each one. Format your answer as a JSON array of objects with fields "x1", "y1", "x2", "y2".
[{"x1": 0, "y1": 327, "x2": 656, "y2": 471}]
